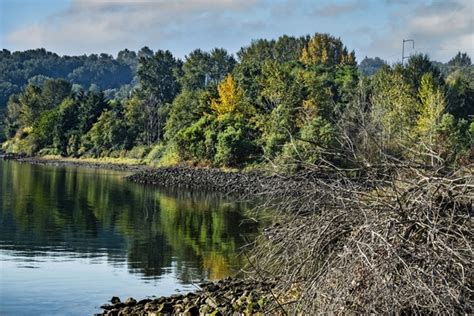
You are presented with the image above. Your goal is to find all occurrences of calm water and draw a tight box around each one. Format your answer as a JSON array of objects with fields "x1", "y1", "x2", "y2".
[{"x1": 0, "y1": 160, "x2": 260, "y2": 315}]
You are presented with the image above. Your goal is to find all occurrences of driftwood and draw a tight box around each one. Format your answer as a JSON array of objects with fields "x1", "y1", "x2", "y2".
[{"x1": 245, "y1": 160, "x2": 473, "y2": 314}]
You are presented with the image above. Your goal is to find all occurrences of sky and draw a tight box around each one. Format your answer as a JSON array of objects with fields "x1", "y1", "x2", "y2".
[{"x1": 0, "y1": 0, "x2": 473, "y2": 63}]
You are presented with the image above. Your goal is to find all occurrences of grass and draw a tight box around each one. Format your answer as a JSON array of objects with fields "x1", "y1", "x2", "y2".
[{"x1": 39, "y1": 154, "x2": 145, "y2": 166}]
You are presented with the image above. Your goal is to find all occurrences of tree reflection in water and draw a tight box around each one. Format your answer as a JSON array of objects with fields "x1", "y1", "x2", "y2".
[{"x1": 0, "y1": 160, "x2": 260, "y2": 283}]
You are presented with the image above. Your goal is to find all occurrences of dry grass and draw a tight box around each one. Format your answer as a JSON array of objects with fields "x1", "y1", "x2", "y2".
[{"x1": 39, "y1": 154, "x2": 144, "y2": 166}]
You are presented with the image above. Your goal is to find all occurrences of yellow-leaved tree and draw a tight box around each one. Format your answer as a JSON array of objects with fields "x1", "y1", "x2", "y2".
[
  {"x1": 300, "y1": 33, "x2": 356, "y2": 66},
  {"x1": 211, "y1": 74, "x2": 250, "y2": 120},
  {"x1": 414, "y1": 73, "x2": 446, "y2": 164}
]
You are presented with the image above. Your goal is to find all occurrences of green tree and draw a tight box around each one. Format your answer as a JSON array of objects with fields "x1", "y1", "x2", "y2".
[
  {"x1": 40, "y1": 79, "x2": 72, "y2": 109},
  {"x1": 445, "y1": 68, "x2": 474, "y2": 119},
  {"x1": 32, "y1": 109, "x2": 59, "y2": 150},
  {"x1": 137, "y1": 50, "x2": 180, "y2": 104},
  {"x1": 435, "y1": 114, "x2": 472, "y2": 164},
  {"x1": 214, "y1": 116, "x2": 258, "y2": 166},
  {"x1": 18, "y1": 85, "x2": 43, "y2": 127},
  {"x1": 53, "y1": 97, "x2": 80, "y2": 156},
  {"x1": 164, "y1": 90, "x2": 209, "y2": 141},
  {"x1": 447, "y1": 52, "x2": 471, "y2": 68},
  {"x1": 276, "y1": 116, "x2": 334, "y2": 170},
  {"x1": 4, "y1": 94, "x2": 22, "y2": 137},
  {"x1": 371, "y1": 67, "x2": 419, "y2": 153},
  {"x1": 85, "y1": 109, "x2": 128, "y2": 155},
  {"x1": 258, "y1": 61, "x2": 303, "y2": 157},
  {"x1": 359, "y1": 57, "x2": 387, "y2": 76},
  {"x1": 179, "y1": 49, "x2": 212, "y2": 91},
  {"x1": 403, "y1": 54, "x2": 443, "y2": 92},
  {"x1": 178, "y1": 48, "x2": 235, "y2": 91},
  {"x1": 414, "y1": 73, "x2": 446, "y2": 163},
  {"x1": 300, "y1": 33, "x2": 356, "y2": 66},
  {"x1": 137, "y1": 50, "x2": 180, "y2": 144},
  {"x1": 175, "y1": 115, "x2": 217, "y2": 162},
  {"x1": 78, "y1": 91, "x2": 108, "y2": 134}
]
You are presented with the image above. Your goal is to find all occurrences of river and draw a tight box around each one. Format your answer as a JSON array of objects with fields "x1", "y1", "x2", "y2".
[{"x1": 0, "y1": 160, "x2": 261, "y2": 315}]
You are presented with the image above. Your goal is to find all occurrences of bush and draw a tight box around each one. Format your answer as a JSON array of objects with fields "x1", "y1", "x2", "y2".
[
  {"x1": 275, "y1": 116, "x2": 334, "y2": 170},
  {"x1": 126, "y1": 145, "x2": 151, "y2": 159},
  {"x1": 156, "y1": 144, "x2": 181, "y2": 167},
  {"x1": 214, "y1": 115, "x2": 258, "y2": 166},
  {"x1": 175, "y1": 115, "x2": 217, "y2": 162}
]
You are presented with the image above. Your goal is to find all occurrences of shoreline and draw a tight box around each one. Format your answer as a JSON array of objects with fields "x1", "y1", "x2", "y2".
[
  {"x1": 2, "y1": 154, "x2": 307, "y2": 197},
  {"x1": 96, "y1": 278, "x2": 277, "y2": 316},
  {"x1": 2, "y1": 154, "x2": 152, "y2": 173}
]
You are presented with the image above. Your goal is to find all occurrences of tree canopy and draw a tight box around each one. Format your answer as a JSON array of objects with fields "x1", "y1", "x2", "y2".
[{"x1": 2, "y1": 35, "x2": 472, "y2": 168}]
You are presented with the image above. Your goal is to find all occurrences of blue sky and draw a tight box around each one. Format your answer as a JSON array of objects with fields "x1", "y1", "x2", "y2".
[{"x1": 1, "y1": 0, "x2": 472, "y2": 62}]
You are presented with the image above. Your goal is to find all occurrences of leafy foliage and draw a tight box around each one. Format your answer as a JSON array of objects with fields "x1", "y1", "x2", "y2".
[{"x1": 2, "y1": 37, "x2": 472, "y2": 167}]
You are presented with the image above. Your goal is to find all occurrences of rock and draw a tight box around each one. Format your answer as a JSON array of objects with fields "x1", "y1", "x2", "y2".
[
  {"x1": 100, "y1": 304, "x2": 114, "y2": 310},
  {"x1": 173, "y1": 303, "x2": 184, "y2": 313},
  {"x1": 153, "y1": 296, "x2": 167, "y2": 304},
  {"x1": 144, "y1": 302, "x2": 157, "y2": 311},
  {"x1": 169, "y1": 293, "x2": 183, "y2": 301},
  {"x1": 111, "y1": 297, "x2": 121, "y2": 304},
  {"x1": 205, "y1": 283, "x2": 219, "y2": 292},
  {"x1": 106, "y1": 309, "x2": 119, "y2": 316},
  {"x1": 99, "y1": 277, "x2": 276, "y2": 316},
  {"x1": 124, "y1": 297, "x2": 137, "y2": 306},
  {"x1": 137, "y1": 298, "x2": 152, "y2": 305},
  {"x1": 157, "y1": 302, "x2": 173, "y2": 313},
  {"x1": 183, "y1": 305, "x2": 199, "y2": 316},
  {"x1": 118, "y1": 306, "x2": 131, "y2": 315}
]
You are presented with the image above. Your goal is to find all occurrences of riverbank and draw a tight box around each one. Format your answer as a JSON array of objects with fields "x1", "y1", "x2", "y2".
[
  {"x1": 97, "y1": 278, "x2": 277, "y2": 316},
  {"x1": 2, "y1": 154, "x2": 310, "y2": 196},
  {"x1": 2, "y1": 154, "x2": 151, "y2": 173}
]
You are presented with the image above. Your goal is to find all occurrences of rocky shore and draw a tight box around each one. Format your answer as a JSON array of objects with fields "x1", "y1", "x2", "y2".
[
  {"x1": 97, "y1": 278, "x2": 276, "y2": 316},
  {"x1": 2, "y1": 153, "x2": 308, "y2": 196},
  {"x1": 126, "y1": 167, "x2": 309, "y2": 197}
]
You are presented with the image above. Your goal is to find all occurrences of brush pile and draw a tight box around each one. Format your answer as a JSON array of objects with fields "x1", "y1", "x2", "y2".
[{"x1": 249, "y1": 165, "x2": 473, "y2": 313}]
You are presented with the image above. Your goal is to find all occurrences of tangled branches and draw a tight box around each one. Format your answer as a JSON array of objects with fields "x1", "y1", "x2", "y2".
[{"x1": 247, "y1": 164, "x2": 473, "y2": 314}]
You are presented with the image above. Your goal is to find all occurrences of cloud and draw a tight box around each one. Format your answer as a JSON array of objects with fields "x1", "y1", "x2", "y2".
[
  {"x1": 4, "y1": 0, "x2": 473, "y2": 62},
  {"x1": 5, "y1": 0, "x2": 260, "y2": 56},
  {"x1": 313, "y1": 1, "x2": 366, "y2": 17},
  {"x1": 360, "y1": 0, "x2": 473, "y2": 62}
]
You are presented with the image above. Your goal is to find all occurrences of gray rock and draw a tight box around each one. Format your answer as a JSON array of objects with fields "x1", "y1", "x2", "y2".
[
  {"x1": 111, "y1": 297, "x2": 121, "y2": 304},
  {"x1": 124, "y1": 297, "x2": 137, "y2": 306}
]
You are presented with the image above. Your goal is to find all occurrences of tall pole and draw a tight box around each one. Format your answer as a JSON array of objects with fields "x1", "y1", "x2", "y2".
[{"x1": 402, "y1": 39, "x2": 415, "y2": 65}]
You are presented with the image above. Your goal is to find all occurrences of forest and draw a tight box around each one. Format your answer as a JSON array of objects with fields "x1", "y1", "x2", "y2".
[{"x1": 1, "y1": 33, "x2": 473, "y2": 170}]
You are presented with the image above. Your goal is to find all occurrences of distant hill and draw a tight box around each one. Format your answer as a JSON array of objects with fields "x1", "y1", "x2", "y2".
[{"x1": 0, "y1": 48, "x2": 139, "y2": 108}]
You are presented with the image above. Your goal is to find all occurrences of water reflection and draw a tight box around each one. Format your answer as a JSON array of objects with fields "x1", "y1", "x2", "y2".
[{"x1": 0, "y1": 160, "x2": 259, "y2": 283}]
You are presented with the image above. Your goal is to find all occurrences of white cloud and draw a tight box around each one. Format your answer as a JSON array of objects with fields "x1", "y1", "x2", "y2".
[
  {"x1": 6, "y1": 0, "x2": 260, "y2": 56},
  {"x1": 360, "y1": 0, "x2": 473, "y2": 62},
  {"x1": 4, "y1": 0, "x2": 473, "y2": 62},
  {"x1": 312, "y1": 1, "x2": 366, "y2": 17}
]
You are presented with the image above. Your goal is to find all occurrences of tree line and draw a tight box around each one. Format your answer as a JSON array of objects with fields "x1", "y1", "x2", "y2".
[
  {"x1": 0, "y1": 48, "x2": 141, "y2": 108},
  {"x1": 2, "y1": 34, "x2": 473, "y2": 169}
]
